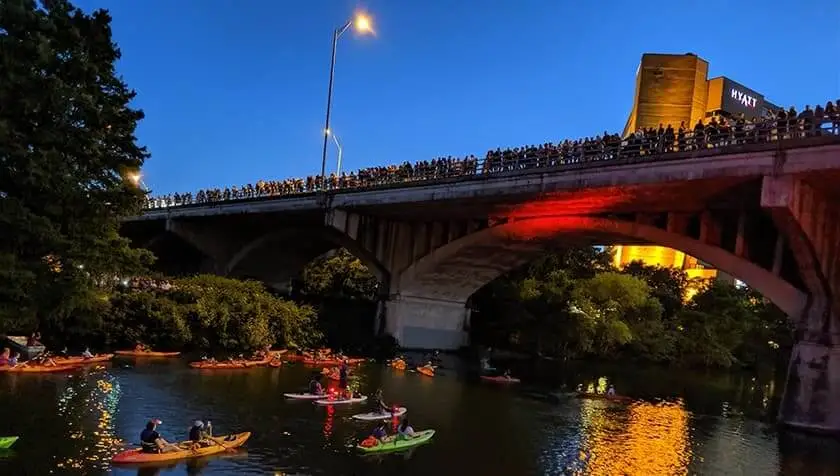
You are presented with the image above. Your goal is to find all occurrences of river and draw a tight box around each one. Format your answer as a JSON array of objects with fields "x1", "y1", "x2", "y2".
[{"x1": 0, "y1": 355, "x2": 839, "y2": 475}]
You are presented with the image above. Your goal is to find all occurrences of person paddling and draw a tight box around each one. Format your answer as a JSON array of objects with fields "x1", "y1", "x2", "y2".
[
  {"x1": 140, "y1": 419, "x2": 176, "y2": 453},
  {"x1": 370, "y1": 421, "x2": 388, "y2": 443},
  {"x1": 397, "y1": 417, "x2": 416, "y2": 439},
  {"x1": 371, "y1": 388, "x2": 391, "y2": 415},
  {"x1": 338, "y1": 360, "x2": 349, "y2": 390},
  {"x1": 188, "y1": 420, "x2": 212, "y2": 447}
]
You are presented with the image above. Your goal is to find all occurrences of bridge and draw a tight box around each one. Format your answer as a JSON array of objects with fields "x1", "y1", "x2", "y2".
[{"x1": 124, "y1": 118, "x2": 840, "y2": 434}]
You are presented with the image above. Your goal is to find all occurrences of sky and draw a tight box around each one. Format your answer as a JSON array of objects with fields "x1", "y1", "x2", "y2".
[{"x1": 72, "y1": 0, "x2": 840, "y2": 195}]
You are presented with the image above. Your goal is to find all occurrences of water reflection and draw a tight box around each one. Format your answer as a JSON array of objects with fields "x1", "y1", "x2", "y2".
[{"x1": 54, "y1": 368, "x2": 122, "y2": 472}]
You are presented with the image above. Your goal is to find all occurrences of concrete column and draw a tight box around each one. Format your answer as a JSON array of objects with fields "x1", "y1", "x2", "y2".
[
  {"x1": 761, "y1": 174, "x2": 840, "y2": 434},
  {"x1": 384, "y1": 294, "x2": 469, "y2": 350}
]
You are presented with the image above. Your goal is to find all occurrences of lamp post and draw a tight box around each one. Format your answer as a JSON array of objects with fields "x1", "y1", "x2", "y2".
[
  {"x1": 326, "y1": 129, "x2": 344, "y2": 176},
  {"x1": 319, "y1": 12, "x2": 373, "y2": 192}
]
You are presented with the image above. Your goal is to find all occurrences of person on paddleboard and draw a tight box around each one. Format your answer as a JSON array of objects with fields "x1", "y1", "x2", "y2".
[
  {"x1": 397, "y1": 417, "x2": 416, "y2": 439},
  {"x1": 338, "y1": 360, "x2": 349, "y2": 389},
  {"x1": 140, "y1": 419, "x2": 176, "y2": 453},
  {"x1": 308, "y1": 374, "x2": 325, "y2": 395},
  {"x1": 371, "y1": 389, "x2": 391, "y2": 415}
]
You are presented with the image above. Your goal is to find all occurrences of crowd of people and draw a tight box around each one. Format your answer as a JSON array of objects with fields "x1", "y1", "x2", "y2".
[{"x1": 144, "y1": 101, "x2": 840, "y2": 209}]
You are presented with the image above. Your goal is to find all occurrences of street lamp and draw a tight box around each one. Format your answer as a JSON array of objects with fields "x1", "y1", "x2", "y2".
[
  {"x1": 326, "y1": 129, "x2": 344, "y2": 176},
  {"x1": 319, "y1": 11, "x2": 373, "y2": 192}
]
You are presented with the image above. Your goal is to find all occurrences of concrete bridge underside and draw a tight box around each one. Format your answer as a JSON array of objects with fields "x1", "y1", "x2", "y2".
[{"x1": 124, "y1": 145, "x2": 840, "y2": 434}]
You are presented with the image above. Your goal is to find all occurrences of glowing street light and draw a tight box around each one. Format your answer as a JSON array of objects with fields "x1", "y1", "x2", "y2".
[
  {"x1": 319, "y1": 11, "x2": 374, "y2": 192},
  {"x1": 126, "y1": 172, "x2": 141, "y2": 186},
  {"x1": 325, "y1": 129, "x2": 344, "y2": 176}
]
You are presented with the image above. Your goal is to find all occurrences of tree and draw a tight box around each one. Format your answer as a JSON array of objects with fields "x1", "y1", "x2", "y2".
[
  {"x1": 301, "y1": 249, "x2": 378, "y2": 300},
  {"x1": 0, "y1": 0, "x2": 152, "y2": 337},
  {"x1": 621, "y1": 261, "x2": 689, "y2": 319}
]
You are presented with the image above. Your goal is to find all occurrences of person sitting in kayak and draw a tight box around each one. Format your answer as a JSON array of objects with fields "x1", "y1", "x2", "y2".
[
  {"x1": 371, "y1": 389, "x2": 391, "y2": 415},
  {"x1": 188, "y1": 420, "x2": 212, "y2": 447},
  {"x1": 0, "y1": 347, "x2": 10, "y2": 366},
  {"x1": 397, "y1": 417, "x2": 416, "y2": 439},
  {"x1": 81, "y1": 348, "x2": 94, "y2": 359},
  {"x1": 308, "y1": 374, "x2": 325, "y2": 395},
  {"x1": 134, "y1": 343, "x2": 148, "y2": 352},
  {"x1": 140, "y1": 419, "x2": 176, "y2": 453},
  {"x1": 370, "y1": 421, "x2": 388, "y2": 443},
  {"x1": 606, "y1": 385, "x2": 616, "y2": 397}
]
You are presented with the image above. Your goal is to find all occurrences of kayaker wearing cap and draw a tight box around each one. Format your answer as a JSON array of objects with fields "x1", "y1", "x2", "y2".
[
  {"x1": 140, "y1": 419, "x2": 176, "y2": 453},
  {"x1": 189, "y1": 420, "x2": 212, "y2": 447}
]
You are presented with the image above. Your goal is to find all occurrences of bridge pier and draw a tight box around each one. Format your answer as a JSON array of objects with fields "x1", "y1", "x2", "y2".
[
  {"x1": 761, "y1": 175, "x2": 840, "y2": 434},
  {"x1": 384, "y1": 294, "x2": 469, "y2": 350}
]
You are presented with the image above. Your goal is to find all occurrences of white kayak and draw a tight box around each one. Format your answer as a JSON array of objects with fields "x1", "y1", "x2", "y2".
[
  {"x1": 352, "y1": 407, "x2": 407, "y2": 421},
  {"x1": 284, "y1": 393, "x2": 329, "y2": 400},
  {"x1": 315, "y1": 396, "x2": 368, "y2": 406}
]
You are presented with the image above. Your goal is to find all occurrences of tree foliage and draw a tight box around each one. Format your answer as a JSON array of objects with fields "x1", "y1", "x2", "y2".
[
  {"x1": 471, "y1": 246, "x2": 794, "y2": 368},
  {"x1": 301, "y1": 249, "x2": 378, "y2": 300},
  {"x1": 0, "y1": 0, "x2": 153, "y2": 334},
  {"x1": 103, "y1": 275, "x2": 322, "y2": 353}
]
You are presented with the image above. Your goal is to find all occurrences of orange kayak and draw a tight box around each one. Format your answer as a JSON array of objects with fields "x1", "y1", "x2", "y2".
[
  {"x1": 115, "y1": 350, "x2": 181, "y2": 357},
  {"x1": 0, "y1": 363, "x2": 85, "y2": 373},
  {"x1": 112, "y1": 432, "x2": 250, "y2": 464},
  {"x1": 390, "y1": 360, "x2": 406, "y2": 370},
  {"x1": 269, "y1": 360, "x2": 283, "y2": 368},
  {"x1": 53, "y1": 354, "x2": 114, "y2": 365},
  {"x1": 189, "y1": 358, "x2": 271, "y2": 369},
  {"x1": 304, "y1": 357, "x2": 365, "y2": 366},
  {"x1": 416, "y1": 367, "x2": 435, "y2": 377}
]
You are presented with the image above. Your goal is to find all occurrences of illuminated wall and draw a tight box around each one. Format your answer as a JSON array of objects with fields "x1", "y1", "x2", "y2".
[{"x1": 612, "y1": 245, "x2": 717, "y2": 301}]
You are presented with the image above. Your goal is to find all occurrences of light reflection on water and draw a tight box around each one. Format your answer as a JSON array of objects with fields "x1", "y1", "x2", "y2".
[{"x1": 1, "y1": 360, "x2": 840, "y2": 475}]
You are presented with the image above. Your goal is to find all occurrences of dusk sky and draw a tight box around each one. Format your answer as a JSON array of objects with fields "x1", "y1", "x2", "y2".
[{"x1": 73, "y1": 0, "x2": 839, "y2": 195}]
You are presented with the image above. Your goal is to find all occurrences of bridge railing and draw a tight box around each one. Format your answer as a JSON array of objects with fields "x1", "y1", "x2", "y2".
[{"x1": 143, "y1": 115, "x2": 840, "y2": 210}]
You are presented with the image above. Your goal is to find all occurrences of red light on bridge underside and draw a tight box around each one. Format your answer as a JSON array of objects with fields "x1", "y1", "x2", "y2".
[{"x1": 490, "y1": 215, "x2": 629, "y2": 241}]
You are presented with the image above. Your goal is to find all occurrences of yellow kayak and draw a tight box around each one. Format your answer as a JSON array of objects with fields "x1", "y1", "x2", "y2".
[{"x1": 111, "y1": 432, "x2": 250, "y2": 464}]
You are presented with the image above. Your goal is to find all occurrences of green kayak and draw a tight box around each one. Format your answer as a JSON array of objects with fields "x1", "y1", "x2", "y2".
[
  {"x1": 0, "y1": 437, "x2": 19, "y2": 449},
  {"x1": 356, "y1": 430, "x2": 435, "y2": 454}
]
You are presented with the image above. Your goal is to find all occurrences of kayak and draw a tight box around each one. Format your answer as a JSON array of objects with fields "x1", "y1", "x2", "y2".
[
  {"x1": 190, "y1": 358, "x2": 271, "y2": 369},
  {"x1": 480, "y1": 376, "x2": 521, "y2": 384},
  {"x1": 352, "y1": 407, "x2": 407, "y2": 421},
  {"x1": 283, "y1": 354, "x2": 307, "y2": 362},
  {"x1": 111, "y1": 432, "x2": 250, "y2": 464},
  {"x1": 0, "y1": 363, "x2": 84, "y2": 373},
  {"x1": 356, "y1": 430, "x2": 435, "y2": 454},
  {"x1": 53, "y1": 354, "x2": 114, "y2": 365},
  {"x1": 577, "y1": 393, "x2": 633, "y2": 403},
  {"x1": 0, "y1": 436, "x2": 18, "y2": 449},
  {"x1": 416, "y1": 367, "x2": 435, "y2": 377},
  {"x1": 284, "y1": 393, "x2": 330, "y2": 400},
  {"x1": 390, "y1": 360, "x2": 406, "y2": 370},
  {"x1": 315, "y1": 396, "x2": 368, "y2": 406},
  {"x1": 114, "y1": 350, "x2": 181, "y2": 357},
  {"x1": 269, "y1": 360, "x2": 282, "y2": 368},
  {"x1": 304, "y1": 358, "x2": 365, "y2": 366}
]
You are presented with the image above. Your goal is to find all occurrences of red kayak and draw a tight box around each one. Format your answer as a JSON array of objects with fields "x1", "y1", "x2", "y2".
[{"x1": 481, "y1": 375, "x2": 521, "y2": 384}]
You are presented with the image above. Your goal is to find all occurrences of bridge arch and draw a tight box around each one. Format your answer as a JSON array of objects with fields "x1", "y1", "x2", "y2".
[
  {"x1": 397, "y1": 215, "x2": 807, "y2": 319},
  {"x1": 226, "y1": 226, "x2": 389, "y2": 285}
]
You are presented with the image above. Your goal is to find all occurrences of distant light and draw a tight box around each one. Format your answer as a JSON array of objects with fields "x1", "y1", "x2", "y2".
[{"x1": 354, "y1": 13, "x2": 373, "y2": 34}]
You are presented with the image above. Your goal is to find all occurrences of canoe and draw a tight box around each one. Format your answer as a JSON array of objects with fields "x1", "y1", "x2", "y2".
[
  {"x1": 115, "y1": 350, "x2": 181, "y2": 357},
  {"x1": 315, "y1": 396, "x2": 368, "y2": 406},
  {"x1": 0, "y1": 363, "x2": 84, "y2": 373},
  {"x1": 480, "y1": 375, "x2": 521, "y2": 384},
  {"x1": 356, "y1": 430, "x2": 435, "y2": 454},
  {"x1": 0, "y1": 437, "x2": 18, "y2": 449},
  {"x1": 416, "y1": 367, "x2": 435, "y2": 377},
  {"x1": 53, "y1": 354, "x2": 114, "y2": 365},
  {"x1": 577, "y1": 393, "x2": 633, "y2": 403},
  {"x1": 111, "y1": 432, "x2": 250, "y2": 464},
  {"x1": 352, "y1": 407, "x2": 407, "y2": 421},
  {"x1": 283, "y1": 393, "x2": 329, "y2": 400}
]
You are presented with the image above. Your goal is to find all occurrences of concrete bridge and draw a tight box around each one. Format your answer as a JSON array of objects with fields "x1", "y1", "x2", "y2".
[{"x1": 124, "y1": 126, "x2": 840, "y2": 434}]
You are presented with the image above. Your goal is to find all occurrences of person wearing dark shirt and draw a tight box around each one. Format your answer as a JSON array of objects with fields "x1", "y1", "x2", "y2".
[
  {"x1": 140, "y1": 419, "x2": 174, "y2": 453},
  {"x1": 370, "y1": 421, "x2": 388, "y2": 442},
  {"x1": 308, "y1": 374, "x2": 325, "y2": 395},
  {"x1": 188, "y1": 420, "x2": 211, "y2": 447},
  {"x1": 338, "y1": 361, "x2": 348, "y2": 390}
]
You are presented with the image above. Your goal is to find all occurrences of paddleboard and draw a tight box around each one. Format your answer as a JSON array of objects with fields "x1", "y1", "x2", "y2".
[
  {"x1": 351, "y1": 407, "x2": 407, "y2": 421},
  {"x1": 315, "y1": 396, "x2": 368, "y2": 406},
  {"x1": 284, "y1": 393, "x2": 328, "y2": 400}
]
